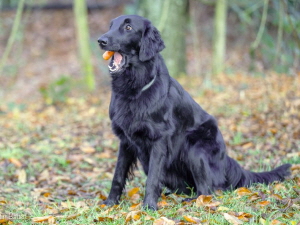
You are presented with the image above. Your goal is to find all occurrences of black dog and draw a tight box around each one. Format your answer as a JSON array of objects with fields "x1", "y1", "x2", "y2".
[{"x1": 98, "y1": 15, "x2": 291, "y2": 210}]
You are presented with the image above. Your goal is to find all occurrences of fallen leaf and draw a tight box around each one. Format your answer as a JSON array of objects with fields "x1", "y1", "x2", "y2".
[
  {"x1": 217, "y1": 206, "x2": 230, "y2": 211},
  {"x1": 128, "y1": 187, "x2": 140, "y2": 198},
  {"x1": 237, "y1": 212, "x2": 253, "y2": 222},
  {"x1": 98, "y1": 216, "x2": 114, "y2": 222},
  {"x1": 153, "y1": 217, "x2": 175, "y2": 225},
  {"x1": 32, "y1": 215, "x2": 55, "y2": 223},
  {"x1": 18, "y1": 169, "x2": 27, "y2": 184},
  {"x1": 223, "y1": 213, "x2": 243, "y2": 224},
  {"x1": 236, "y1": 187, "x2": 252, "y2": 197},
  {"x1": 257, "y1": 201, "x2": 271, "y2": 207},
  {"x1": 129, "y1": 203, "x2": 141, "y2": 211},
  {"x1": 9, "y1": 158, "x2": 22, "y2": 168},
  {"x1": 80, "y1": 146, "x2": 96, "y2": 153},
  {"x1": 195, "y1": 195, "x2": 220, "y2": 208},
  {"x1": 125, "y1": 210, "x2": 143, "y2": 224},
  {"x1": 183, "y1": 215, "x2": 201, "y2": 224},
  {"x1": 158, "y1": 200, "x2": 169, "y2": 207}
]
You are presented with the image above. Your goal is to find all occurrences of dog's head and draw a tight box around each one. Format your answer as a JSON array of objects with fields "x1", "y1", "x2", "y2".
[{"x1": 98, "y1": 15, "x2": 165, "y2": 74}]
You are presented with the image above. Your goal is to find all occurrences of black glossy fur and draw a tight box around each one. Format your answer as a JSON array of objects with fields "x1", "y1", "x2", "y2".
[{"x1": 98, "y1": 15, "x2": 291, "y2": 210}]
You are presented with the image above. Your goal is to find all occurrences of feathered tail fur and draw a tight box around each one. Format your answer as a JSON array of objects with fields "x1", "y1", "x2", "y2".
[{"x1": 225, "y1": 156, "x2": 291, "y2": 189}]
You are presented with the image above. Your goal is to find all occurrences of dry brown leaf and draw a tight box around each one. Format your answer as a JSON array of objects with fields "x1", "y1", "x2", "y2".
[
  {"x1": 67, "y1": 190, "x2": 77, "y2": 195},
  {"x1": 32, "y1": 215, "x2": 55, "y2": 223},
  {"x1": 236, "y1": 187, "x2": 252, "y2": 197},
  {"x1": 274, "y1": 183, "x2": 286, "y2": 191},
  {"x1": 0, "y1": 219, "x2": 9, "y2": 224},
  {"x1": 129, "y1": 202, "x2": 141, "y2": 211},
  {"x1": 17, "y1": 169, "x2": 27, "y2": 184},
  {"x1": 80, "y1": 146, "x2": 96, "y2": 153},
  {"x1": 125, "y1": 210, "x2": 143, "y2": 224},
  {"x1": 195, "y1": 195, "x2": 220, "y2": 208},
  {"x1": 158, "y1": 200, "x2": 169, "y2": 207},
  {"x1": 195, "y1": 195, "x2": 212, "y2": 207},
  {"x1": 248, "y1": 193, "x2": 261, "y2": 201},
  {"x1": 237, "y1": 212, "x2": 253, "y2": 222},
  {"x1": 223, "y1": 213, "x2": 243, "y2": 225},
  {"x1": 9, "y1": 158, "x2": 22, "y2": 168},
  {"x1": 127, "y1": 187, "x2": 140, "y2": 198},
  {"x1": 153, "y1": 217, "x2": 175, "y2": 225},
  {"x1": 38, "y1": 169, "x2": 50, "y2": 182},
  {"x1": 257, "y1": 200, "x2": 271, "y2": 207},
  {"x1": 217, "y1": 206, "x2": 230, "y2": 211},
  {"x1": 183, "y1": 215, "x2": 201, "y2": 224},
  {"x1": 270, "y1": 193, "x2": 283, "y2": 200},
  {"x1": 270, "y1": 219, "x2": 285, "y2": 225},
  {"x1": 98, "y1": 216, "x2": 114, "y2": 222}
]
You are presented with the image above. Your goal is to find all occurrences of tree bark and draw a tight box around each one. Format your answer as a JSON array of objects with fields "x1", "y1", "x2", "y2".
[
  {"x1": 212, "y1": 0, "x2": 227, "y2": 76},
  {"x1": 139, "y1": 0, "x2": 188, "y2": 77},
  {"x1": 74, "y1": 0, "x2": 95, "y2": 90}
]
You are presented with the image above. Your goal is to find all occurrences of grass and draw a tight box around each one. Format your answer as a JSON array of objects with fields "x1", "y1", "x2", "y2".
[{"x1": 0, "y1": 73, "x2": 299, "y2": 224}]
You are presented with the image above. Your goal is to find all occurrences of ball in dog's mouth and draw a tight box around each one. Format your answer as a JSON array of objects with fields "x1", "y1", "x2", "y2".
[{"x1": 108, "y1": 52, "x2": 125, "y2": 73}]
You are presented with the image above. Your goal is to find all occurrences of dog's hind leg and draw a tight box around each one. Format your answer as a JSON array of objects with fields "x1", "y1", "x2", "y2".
[{"x1": 186, "y1": 147, "x2": 214, "y2": 196}]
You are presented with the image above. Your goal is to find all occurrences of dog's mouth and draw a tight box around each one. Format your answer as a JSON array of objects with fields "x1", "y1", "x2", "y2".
[{"x1": 108, "y1": 52, "x2": 126, "y2": 73}]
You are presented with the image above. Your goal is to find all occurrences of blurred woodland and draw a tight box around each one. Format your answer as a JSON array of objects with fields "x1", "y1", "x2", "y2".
[{"x1": 0, "y1": 0, "x2": 299, "y2": 102}]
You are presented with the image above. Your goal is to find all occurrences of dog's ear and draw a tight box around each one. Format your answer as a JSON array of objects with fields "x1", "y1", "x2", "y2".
[{"x1": 139, "y1": 21, "x2": 165, "y2": 62}]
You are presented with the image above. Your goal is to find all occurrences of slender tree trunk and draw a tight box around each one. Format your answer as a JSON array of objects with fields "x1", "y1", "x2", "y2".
[
  {"x1": 139, "y1": 0, "x2": 188, "y2": 77},
  {"x1": 0, "y1": 0, "x2": 25, "y2": 75},
  {"x1": 212, "y1": 0, "x2": 227, "y2": 76},
  {"x1": 74, "y1": 0, "x2": 95, "y2": 90}
]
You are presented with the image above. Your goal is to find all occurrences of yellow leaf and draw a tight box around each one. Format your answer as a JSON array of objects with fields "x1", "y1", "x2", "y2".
[
  {"x1": 18, "y1": 169, "x2": 27, "y2": 184},
  {"x1": 80, "y1": 146, "x2": 95, "y2": 153},
  {"x1": 9, "y1": 158, "x2": 22, "y2": 168},
  {"x1": 128, "y1": 187, "x2": 140, "y2": 198},
  {"x1": 195, "y1": 195, "x2": 220, "y2": 208},
  {"x1": 217, "y1": 206, "x2": 230, "y2": 211},
  {"x1": 32, "y1": 215, "x2": 55, "y2": 223},
  {"x1": 98, "y1": 216, "x2": 113, "y2": 222},
  {"x1": 195, "y1": 195, "x2": 212, "y2": 207},
  {"x1": 236, "y1": 187, "x2": 252, "y2": 197},
  {"x1": 158, "y1": 200, "x2": 169, "y2": 207},
  {"x1": 248, "y1": 193, "x2": 261, "y2": 201},
  {"x1": 183, "y1": 215, "x2": 201, "y2": 224},
  {"x1": 153, "y1": 217, "x2": 175, "y2": 225},
  {"x1": 223, "y1": 213, "x2": 243, "y2": 225},
  {"x1": 237, "y1": 212, "x2": 253, "y2": 222},
  {"x1": 270, "y1": 220, "x2": 284, "y2": 225},
  {"x1": 129, "y1": 203, "x2": 141, "y2": 211},
  {"x1": 257, "y1": 201, "x2": 271, "y2": 207},
  {"x1": 43, "y1": 192, "x2": 51, "y2": 197},
  {"x1": 125, "y1": 210, "x2": 143, "y2": 223},
  {"x1": 270, "y1": 193, "x2": 283, "y2": 200},
  {"x1": 259, "y1": 218, "x2": 266, "y2": 225}
]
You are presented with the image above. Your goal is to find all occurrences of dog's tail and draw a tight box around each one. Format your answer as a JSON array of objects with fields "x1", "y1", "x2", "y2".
[{"x1": 225, "y1": 156, "x2": 291, "y2": 189}]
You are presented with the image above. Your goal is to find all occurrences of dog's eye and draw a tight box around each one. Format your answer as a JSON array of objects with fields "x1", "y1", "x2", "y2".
[{"x1": 125, "y1": 25, "x2": 132, "y2": 31}]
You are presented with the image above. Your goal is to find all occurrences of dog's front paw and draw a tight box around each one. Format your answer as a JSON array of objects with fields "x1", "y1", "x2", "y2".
[
  {"x1": 142, "y1": 202, "x2": 157, "y2": 211},
  {"x1": 102, "y1": 199, "x2": 119, "y2": 206}
]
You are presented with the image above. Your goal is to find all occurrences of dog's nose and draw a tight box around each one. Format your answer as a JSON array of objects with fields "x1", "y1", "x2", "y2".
[{"x1": 98, "y1": 37, "x2": 108, "y2": 47}]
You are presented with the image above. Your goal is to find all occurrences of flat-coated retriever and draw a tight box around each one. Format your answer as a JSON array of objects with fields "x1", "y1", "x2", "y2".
[{"x1": 98, "y1": 15, "x2": 291, "y2": 210}]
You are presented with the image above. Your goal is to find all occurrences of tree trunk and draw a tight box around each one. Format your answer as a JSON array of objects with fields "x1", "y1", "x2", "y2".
[
  {"x1": 139, "y1": 0, "x2": 188, "y2": 77},
  {"x1": 212, "y1": 0, "x2": 227, "y2": 76},
  {"x1": 73, "y1": 0, "x2": 95, "y2": 90}
]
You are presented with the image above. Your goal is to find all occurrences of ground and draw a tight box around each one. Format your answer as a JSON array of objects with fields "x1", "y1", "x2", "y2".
[{"x1": 0, "y1": 73, "x2": 299, "y2": 224}]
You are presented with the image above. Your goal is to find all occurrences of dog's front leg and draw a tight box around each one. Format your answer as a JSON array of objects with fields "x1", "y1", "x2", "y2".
[
  {"x1": 143, "y1": 142, "x2": 166, "y2": 210},
  {"x1": 103, "y1": 141, "x2": 136, "y2": 206}
]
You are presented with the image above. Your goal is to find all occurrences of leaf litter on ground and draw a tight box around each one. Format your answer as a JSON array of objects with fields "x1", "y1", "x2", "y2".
[{"x1": 0, "y1": 73, "x2": 299, "y2": 224}]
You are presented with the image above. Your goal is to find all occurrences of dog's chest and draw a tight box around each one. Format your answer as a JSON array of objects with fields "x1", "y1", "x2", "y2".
[{"x1": 111, "y1": 98, "x2": 168, "y2": 142}]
